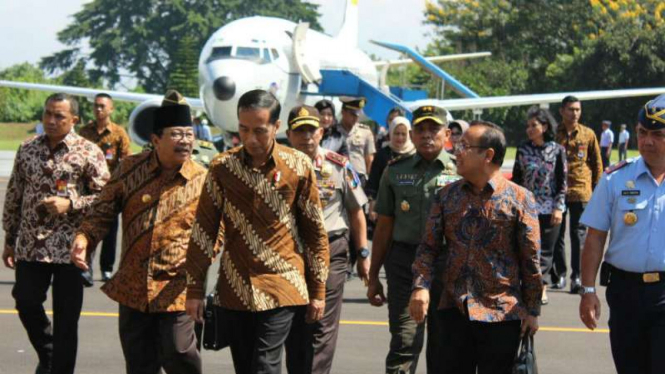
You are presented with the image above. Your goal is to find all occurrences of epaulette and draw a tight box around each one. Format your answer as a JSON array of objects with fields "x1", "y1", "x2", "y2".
[
  {"x1": 357, "y1": 123, "x2": 371, "y2": 130},
  {"x1": 605, "y1": 159, "x2": 631, "y2": 174},
  {"x1": 387, "y1": 154, "x2": 411, "y2": 166},
  {"x1": 325, "y1": 151, "x2": 348, "y2": 167},
  {"x1": 198, "y1": 140, "x2": 214, "y2": 149}
]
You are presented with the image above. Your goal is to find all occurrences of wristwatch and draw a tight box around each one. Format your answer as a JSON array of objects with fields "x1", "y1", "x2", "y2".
[
  {"x1": 358, "y1": 247, "x2": 370, "y2": 259},
  {"x1": 581, "y1": 286, "x2": 596, "y2": 295}
]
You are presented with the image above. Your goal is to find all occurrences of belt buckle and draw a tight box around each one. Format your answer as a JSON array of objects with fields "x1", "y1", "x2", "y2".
[{"x1": 643, "y1": 273, "x2": 660, "y2": 283}]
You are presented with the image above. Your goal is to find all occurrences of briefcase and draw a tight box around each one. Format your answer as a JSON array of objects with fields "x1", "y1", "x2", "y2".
[
  {"x1": 202, "y1": 293, "x2": 230, "y2": 351},
  {"x1": 512, "y1": 333, "x2": 538, "y2": 374}
]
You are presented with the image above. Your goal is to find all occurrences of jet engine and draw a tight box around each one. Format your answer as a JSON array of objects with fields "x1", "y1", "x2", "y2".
[{"x1": 127, "y1": 98, "x2": 163, "y2": 146}]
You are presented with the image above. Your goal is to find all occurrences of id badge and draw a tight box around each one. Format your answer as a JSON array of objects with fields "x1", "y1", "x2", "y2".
[
  {"x1": 55, "y1": 179, "x2": 69, "y2": 197},
  {"x1": 105, "y1": 148, "x2": 114, "y2": 160}
]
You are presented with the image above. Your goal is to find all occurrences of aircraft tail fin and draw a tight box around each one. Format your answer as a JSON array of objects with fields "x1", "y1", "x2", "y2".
[{"x1": 336, "y1": 0, "x2": 359, "y2": 47}]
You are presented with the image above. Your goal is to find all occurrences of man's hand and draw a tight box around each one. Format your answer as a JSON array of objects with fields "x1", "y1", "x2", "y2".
[
  {"x1": 579, "y1": 293, "x2": 601, "y2": 330},
  {"x1": 356, "y1": 257, "x2": 370, "y2": 286},
  {"x1": 306, "y1": 298, "x2": 325, "y2": 323},
  {"x1": 70, "y1": 235, "x2": 89, "y2": 271},
  {"x1": 186, "y1": 299, "x2": 204, "y2": 323},
  {"x1": 42, "y1": 196, "x2": 71, "y2": 215},
  {"x1": 551, "y1": 209, "x2": 563, "y2": 226},
  {"x1": 521, "y1": 315, "x2": 539, "y2": 337},
  {"x1": 2, "y1": 245, "x2": 15, "y2": 269},
  {"x1": 367, "y1": 277, "x2": 386, "y2": 306},
  {"x1": 408, "y1": 289, "x2": 430, "y2": 324}
]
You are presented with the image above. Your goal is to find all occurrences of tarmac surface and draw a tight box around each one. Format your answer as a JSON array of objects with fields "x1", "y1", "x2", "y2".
[{"x1": 0, "y1": 167, "x2": 616, "y2": 373}]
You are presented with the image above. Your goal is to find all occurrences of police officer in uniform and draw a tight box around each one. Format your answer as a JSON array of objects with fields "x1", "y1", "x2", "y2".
[
  {"x1": 337, "y1": 97, "x2": 376, "y2": 185},
  {"x1": 284, "y1": 105, "x2": 370, "y2": 374},
  {"x1": 367, "y1": 105, "x2": 459, "y2": 374},
  {"x1": 579, "y1": 95, "x2": 665, "y2": 374}
]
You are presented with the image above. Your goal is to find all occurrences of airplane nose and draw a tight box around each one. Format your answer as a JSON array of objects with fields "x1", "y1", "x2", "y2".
[{"x1": 213, "y1": 76, "x2": 236, "y2": 101}]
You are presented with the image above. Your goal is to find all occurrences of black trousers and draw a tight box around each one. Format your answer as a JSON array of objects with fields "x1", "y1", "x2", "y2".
[
  {"x1": 12, "y1": 261, "x2": 84, "y2": 374},
  {"x1": 437, "y1": 307, "x2": 522, "y2": 374},
  {"x1": 606, "y1": 273, "x2": 665, "y2": 374},
  {"x1": 618, "y1": 142, "x2": 628, "y2": 161},
  {"x1": 552, "y1": 201, "x2": 587, "y2": 281},
  {"x1": 601, "y1": 146, "x2": 611, "y2": 169},
  {"x1": 118, "y1": 305, "x2": 201, "y2": 374},
  {"x1": 99, "y1": 215, "x2": 119, "y2": 272},
  {"x1": 538, "y1": 214, "x2": 561, "y2": 282},
  {"x1": 226, "y1": 306, "x2": 302, "y2": 374},
  {"x1": 285, "y1": 235, "x2": 349, "y2": 374}
]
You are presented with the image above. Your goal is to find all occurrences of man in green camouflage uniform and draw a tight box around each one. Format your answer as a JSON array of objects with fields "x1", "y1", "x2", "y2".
[{"x1": 367, "y1": 105, "x2": 459, "y2": 374}]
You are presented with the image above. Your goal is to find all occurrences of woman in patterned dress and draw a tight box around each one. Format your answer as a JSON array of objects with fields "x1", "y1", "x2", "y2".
[{"x1": 512, "y1": 106, "x2": 568, "y2": 305}]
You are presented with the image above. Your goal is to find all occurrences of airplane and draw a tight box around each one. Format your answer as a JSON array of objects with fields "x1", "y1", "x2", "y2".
[{"x1": 3, "y1": 0, "x2": 665, "y2": 147}]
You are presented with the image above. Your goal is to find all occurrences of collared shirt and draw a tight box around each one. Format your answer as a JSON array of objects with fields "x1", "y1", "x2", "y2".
[
  {"x1": 512, "y1": 141, "x2": 568, "y2": 215},
  {"x1": 193, "y1": 124, "x2": 212, "y2": 142},
  {"x1": 3, "y1": 133, "x2": 109, "y2": 264},
  {"x1": 413, "y1": 175, "x2": 542, "y2": 322},
  {"x1": 375, "y1": 150, "x2": 458, "y2": 245},
  {"x1": 79, "y1": 121, "x2": 132, "y2": 173},
  {"x1": 77, "y1": 151, "x2": 207, "y2": 312},
  {"x1": 313, "y1": 147, "x2": 368, "y2": 236},
  {"x1": 337, "y1": 122, "x2": 376, "y2": 176},
  {"x1": 185, "y1": 143, "x2": 330, "y2": 312},
  {"x1": 581, "y1": 157, "x2": 665, "y2": 273},
  {"x1": 600, "y1": 128, "x2": 615, "y2": 148},
  {"x1": 619, "y1": 130, "x2": 630, "y2": 145},
  {"x1": 556, "y1": 123, "x2": 603, "y2": 202}
]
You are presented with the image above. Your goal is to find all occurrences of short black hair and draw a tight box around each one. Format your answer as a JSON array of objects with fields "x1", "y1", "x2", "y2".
[
  {"x1": 526, "y1": 106, "x2": 557, "y2": 142},
  {"x1": 94, "y1": 93, "x2": 113, "y2": 101},
  {"x1": 314, "y1": 99, "x2": 335, "y2": 114},
  {"x1": 387, "y1": 107, "x2": 405, "y2": 119},
  {"x1": 45, "y1": 93, "x2": 79, "y2": 117},
  {"x1": 237, "y1": 89, "x2": 281, "y2": 124},
  {"x1": 561, "y1": 95, "x2": 580, "y2": 108},
  {"x1": 469, "y1": 120, "x2": 506, "y2": 166}
]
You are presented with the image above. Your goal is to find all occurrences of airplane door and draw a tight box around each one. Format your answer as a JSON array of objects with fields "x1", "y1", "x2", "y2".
[{"x1": 292, "y1": 23, "x2": 322, "y2": 85}]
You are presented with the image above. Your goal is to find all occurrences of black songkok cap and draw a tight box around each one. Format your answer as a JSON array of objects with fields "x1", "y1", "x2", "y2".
[{"x1": 153, "y1": 90, "x2": 192, "y2": 134}]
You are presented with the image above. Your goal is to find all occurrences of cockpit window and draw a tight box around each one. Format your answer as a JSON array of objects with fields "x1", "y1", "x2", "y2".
[
  {"x1": 262, "y1": 48, "x2": 271, "y2": 62},
  {"x1": 207, "y1": 46, "x2": 232, "y2": 63},
  {"x1": 236, "y1": 47, "x2": 261, "y2": 60}
]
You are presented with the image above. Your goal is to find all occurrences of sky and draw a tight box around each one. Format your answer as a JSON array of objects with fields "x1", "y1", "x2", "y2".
[{"x1": 0, "y1": 0, "x2": 434, "y2": 70}]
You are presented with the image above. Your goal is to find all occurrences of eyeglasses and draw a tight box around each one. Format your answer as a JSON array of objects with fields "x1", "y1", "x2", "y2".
[
  {"x1": 454, "y1": 142, "x2": 489, "y2": 153},
  {"x1": 168, "y1": 130, "x2": 195, "y2": 141}
]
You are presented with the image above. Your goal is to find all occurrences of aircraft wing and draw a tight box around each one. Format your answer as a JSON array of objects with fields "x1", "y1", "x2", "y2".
[
  {"x1": 408, "y1": 87, "x2": 665, "y2": 111},
  {"x1": 0, "y1": 80, "x2": 205, "y2": 110},
  {"x1": 373, "y1": 52, "x2": 491, "y2": 68}
]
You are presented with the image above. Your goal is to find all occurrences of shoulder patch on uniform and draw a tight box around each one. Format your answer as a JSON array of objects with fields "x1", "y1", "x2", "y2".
[
  {"x1": 198, "y1": 140, "x2": 214, "y2": 149},
  {"x1": 605, "y1": 160, "x2": 630, "y2": 174},
  {"x1": 325, "y1": 151, "x2": 348, "y2": 167},
  {"x1": 387, "y1": 154, "x2": 411, "y2": 166}
]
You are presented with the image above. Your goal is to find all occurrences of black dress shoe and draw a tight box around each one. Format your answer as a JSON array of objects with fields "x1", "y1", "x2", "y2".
[
  {"x1": 551, "y1": 277, "x2": 566, "y2": 290},
  {"x1": 35, "y1": 363, "x2": 51, "y2": 374},
  {"x1": 570, "y1": 278, "x2": 582, "y2": 294}
]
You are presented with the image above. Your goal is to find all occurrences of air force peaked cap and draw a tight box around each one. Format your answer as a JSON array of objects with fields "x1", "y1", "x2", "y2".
[{"x1": 638, "y1": 95, "x2": 665, "y2": 130}]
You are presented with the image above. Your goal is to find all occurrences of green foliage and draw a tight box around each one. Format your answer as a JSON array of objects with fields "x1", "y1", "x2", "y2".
[
  {"x1": 419, "y1": 0, "x2": 665, "y2": 144},
  {"x1": 168, "y1": 35, "x2": 200, "y2": 97},
  {"x1": 41, "y1": 0, "x2": 321, "y2": 92},
  {"x1": 0, "y1": 63, "x2": 51, "y2": 122}
]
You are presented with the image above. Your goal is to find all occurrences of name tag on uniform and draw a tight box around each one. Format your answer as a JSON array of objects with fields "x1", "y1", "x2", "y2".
[
  {"x1": 621, "y1": 190, "x2": 640, "y2": 196},
  {"x1": 56, "y1": 179, "x2": 69, "y2": 197},
  {"x1": 397, "y1": 174, "x2": 417, "y2": 186}
]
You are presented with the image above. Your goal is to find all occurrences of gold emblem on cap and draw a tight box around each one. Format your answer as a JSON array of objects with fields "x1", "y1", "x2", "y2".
[
  {"x1": 626, "y1": 180, "x2": 636, "y2": 189},
  {"x1": 298, "y1": 107, "x2": 309, "y2": 117},
  {"x1": 624, "y1": 211, "x2": 638, "y2": 226},
  {"x1": 142, "y1": 194, "x2": 152, "y2": 204},
  {"x1": 401, "y1": 200, "x2": 410, "y2": 212}
]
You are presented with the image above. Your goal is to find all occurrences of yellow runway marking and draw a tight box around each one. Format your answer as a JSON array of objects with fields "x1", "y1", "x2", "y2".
[{"x1": 0, "y1": 309, "x2": 609, "y2": 333}]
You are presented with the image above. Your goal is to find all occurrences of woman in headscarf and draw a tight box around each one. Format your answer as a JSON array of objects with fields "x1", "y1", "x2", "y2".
[
  {"x1": 512, "y1": 106, "x2": 568, "y2": 305},
  {"x1": 366, "y1": 116, "x2": 416, "y2": 222}
]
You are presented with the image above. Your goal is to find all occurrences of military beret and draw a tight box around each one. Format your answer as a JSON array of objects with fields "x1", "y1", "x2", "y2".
[
  {"x1": 288, "y1": 105, "x2": 320, "y2": 130},
  {"x1": 412, "y1": 105, "x2": 449, "y2": 127},
  {"x1": 154, "y1": 90, "x2": 192, "y2": 134},
  {"x1": 340, "y1": 96, "x2": 366, "y2": 115},
  {"x1": 638, "y1": 95, "x2": 665, "y2": 131}
]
